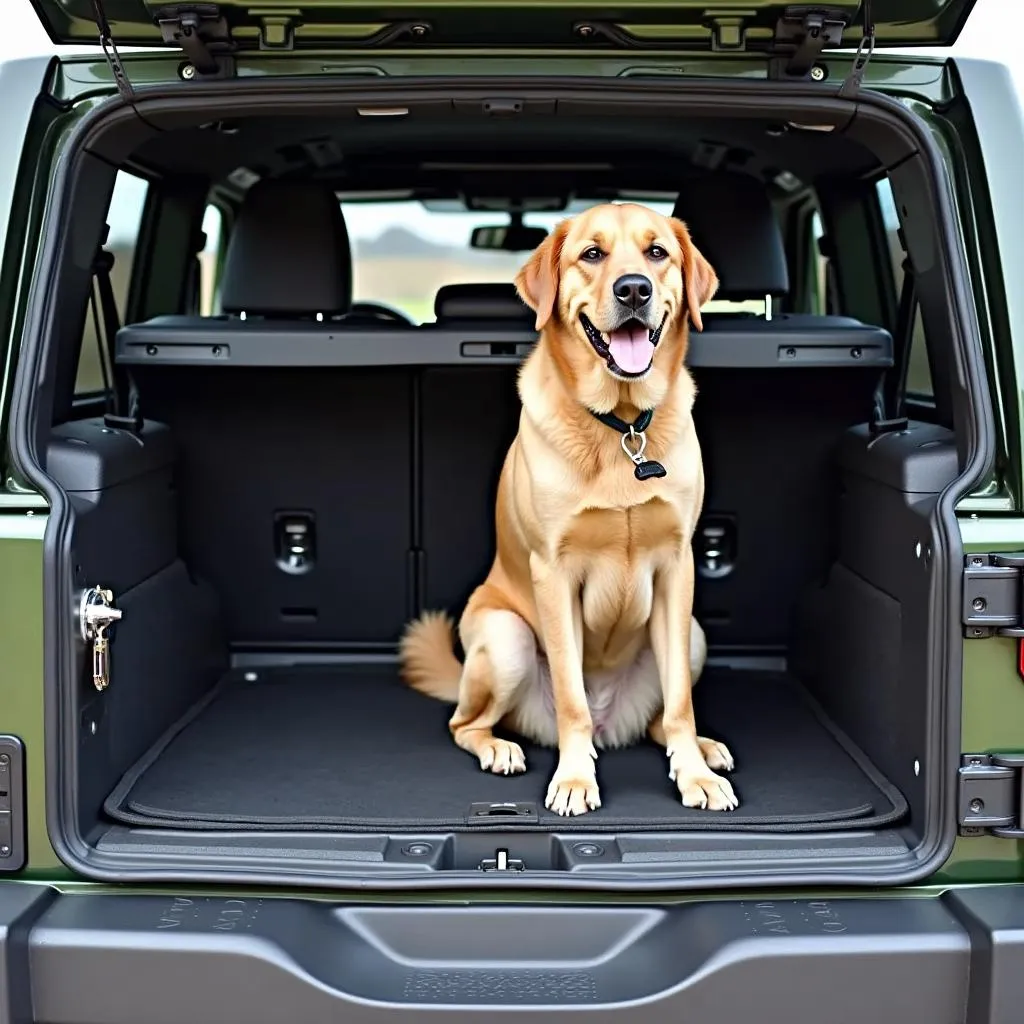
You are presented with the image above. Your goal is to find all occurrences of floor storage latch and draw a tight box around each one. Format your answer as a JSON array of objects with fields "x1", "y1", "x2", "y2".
[{"x1": 479, "y1": 848, "x2": 525, "y2": 872}]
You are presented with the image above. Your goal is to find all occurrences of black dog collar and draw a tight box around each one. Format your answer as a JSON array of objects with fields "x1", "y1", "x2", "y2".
[{"x1": 588, "y1": 407, "x2": 667, "y2": 480}]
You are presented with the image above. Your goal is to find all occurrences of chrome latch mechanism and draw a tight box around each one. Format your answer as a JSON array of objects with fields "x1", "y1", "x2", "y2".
[
  {"x1": 479, "y1": 848, "x2": 525, "y2": 872},
  {"x1": 79, "y1": 587, "x2": 122, "y2": 691}
]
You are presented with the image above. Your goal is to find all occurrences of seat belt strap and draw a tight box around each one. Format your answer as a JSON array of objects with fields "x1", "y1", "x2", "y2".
[
  {"x1": 870, "y1": 254, "x2": 916, "y2": 436},
  {"x1": 91, "y1": 243, "x2": 143, "y2": 433}
]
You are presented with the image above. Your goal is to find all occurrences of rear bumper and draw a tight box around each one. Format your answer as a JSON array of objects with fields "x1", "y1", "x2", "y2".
[{"x1": 1, "y1": 883, "x2": 1020, "y2": 1023}]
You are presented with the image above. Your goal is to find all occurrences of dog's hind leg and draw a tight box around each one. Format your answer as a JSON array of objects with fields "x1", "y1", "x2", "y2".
[{"x1": 448, "y1": 608, "x2": 536, "y2": 775}]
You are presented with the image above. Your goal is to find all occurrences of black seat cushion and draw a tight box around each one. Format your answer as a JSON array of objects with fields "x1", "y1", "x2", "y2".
[
  {"x1": 672, "y1": 172, "x2": 789, "y2": 301},
  {"x1": 434, "y1": 283, "x2": 532, "y2": 322}
]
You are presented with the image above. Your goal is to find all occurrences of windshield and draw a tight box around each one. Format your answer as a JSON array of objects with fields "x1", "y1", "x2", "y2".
[{"x1": 343, "y1": 199, "x2": 677, "y2": 324}]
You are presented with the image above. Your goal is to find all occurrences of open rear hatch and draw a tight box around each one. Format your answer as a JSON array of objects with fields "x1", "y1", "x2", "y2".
[{"x1": 29, "y1": 1, "x2": 978, "y2": 57}]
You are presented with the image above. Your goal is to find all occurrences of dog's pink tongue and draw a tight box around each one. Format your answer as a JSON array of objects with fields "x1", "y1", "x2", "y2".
[{"x1": 607, "y1": 324, "x2": 654, "y2": 374}]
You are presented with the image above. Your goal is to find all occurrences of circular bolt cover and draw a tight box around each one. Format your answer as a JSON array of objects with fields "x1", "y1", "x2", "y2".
[
  {"x1": 0, "y1": 846, "x2": 10, "y2": 857},
  {"x1": 411, "y1": 24, "x2": 429, "y2": 36},
  {"x1": 573, "y1": 843, "x2": 604, "y2": 858},
  {"x1": 180, "y1": 63, "x2": 196, "y2": 80},
  {"x1": 0, "y1": 754, "x2": 8, "y2": 765},
  {"x1": 403, "y1": 843, "x2": 433, "y2": 857},
  {"x1": 577, "y1": 24, "x2": 594, "y2": 37},
  {"x1": 973, "y1": 597, "x2": 987, "y2": 612},
  {"x1": 810, "y1": 65, "x2": 827, "y2": 82},
  {"x1": 970, "y1": 798, "x2": 984, "y2": 813}
]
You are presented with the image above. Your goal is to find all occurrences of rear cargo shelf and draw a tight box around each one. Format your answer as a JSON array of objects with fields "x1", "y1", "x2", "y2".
[{"x1": 102, "y1": 662, "x2": 906, "y2": 835}]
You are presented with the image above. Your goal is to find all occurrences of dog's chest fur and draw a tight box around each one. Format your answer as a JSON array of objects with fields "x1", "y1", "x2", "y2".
[{"x1": 558, "y1": 496, "x2": 683, "y2": 671}]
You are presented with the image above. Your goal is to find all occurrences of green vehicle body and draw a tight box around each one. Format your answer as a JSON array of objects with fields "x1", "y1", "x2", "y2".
[{"x1": 1, "y1": 3, "x2": 1024, "y2": 1009}]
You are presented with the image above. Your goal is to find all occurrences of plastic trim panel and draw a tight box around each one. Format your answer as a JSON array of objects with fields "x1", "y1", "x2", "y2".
[
  {"x1": 26, "y1": 893, "x2": 968, "y2": 1022},
  {"x1": 115, "y1": 318, "x2": 894, "y2": 370}
]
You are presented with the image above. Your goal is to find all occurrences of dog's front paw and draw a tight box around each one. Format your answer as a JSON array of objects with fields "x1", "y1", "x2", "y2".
[
  {"x1": 697, "y1": 736, "x2": 735, "y2": 772},
  {"x1": 545, "y1": 774, "x2": 601, "y2": 816},
  {"x1": 545, "y1": 751, "x2": 601, "y2": 816},
  {"x1": 478, "y1": 738, "x2": 527, "y2": 775},
  {"x1": 668, "y1": 746, "x2": 739, "y2": 811}
]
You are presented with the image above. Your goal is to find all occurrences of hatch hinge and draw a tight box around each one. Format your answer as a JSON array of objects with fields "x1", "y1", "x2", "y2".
[
  {"x1": 962, "y1": 553, "x2": 1024, "y2": 639},
  {"x1": 769, "y1": 6, "x2": 850, "y2": 80},
  {"x1": 959, "y1": 754, "x2": 1024, "y2": 837},
  {"x1": 153, "y1": 4, "x2": 236, "y2": 78}
]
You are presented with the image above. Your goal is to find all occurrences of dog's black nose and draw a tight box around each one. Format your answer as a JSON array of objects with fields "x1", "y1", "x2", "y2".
[{"x1": 612, "y1": 274, "x2": 653, "y2": 309}]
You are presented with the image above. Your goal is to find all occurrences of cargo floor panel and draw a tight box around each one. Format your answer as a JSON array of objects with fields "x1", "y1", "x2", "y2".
[{"x1": 103, "y1": 664, "x2": 907, "y2": 833}]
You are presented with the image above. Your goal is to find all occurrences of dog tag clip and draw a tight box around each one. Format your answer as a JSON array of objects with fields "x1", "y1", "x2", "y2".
[{"x1": 621, "y1": 427, "x2": 667, "y2": 481}]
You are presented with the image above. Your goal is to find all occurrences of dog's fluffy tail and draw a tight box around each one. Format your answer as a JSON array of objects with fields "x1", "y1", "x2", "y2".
[{"x1": 399, "y1": 610, "x2": 462, "y2": 703}]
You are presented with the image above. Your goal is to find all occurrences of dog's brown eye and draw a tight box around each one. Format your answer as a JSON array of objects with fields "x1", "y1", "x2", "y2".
[
  {"x1": 581, "y1": 246, "x2": 604, "y2": 263},
  {"x1": 647, "y1": 244, "x2": 668, "y2": 261}
]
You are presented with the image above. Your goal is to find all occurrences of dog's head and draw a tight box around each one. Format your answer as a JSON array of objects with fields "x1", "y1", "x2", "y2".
[{"x1": 514, "y1": 203, "x2": 717, "y2": 407}]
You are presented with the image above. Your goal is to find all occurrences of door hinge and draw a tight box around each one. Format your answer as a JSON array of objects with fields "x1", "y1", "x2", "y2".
[
  {"x1": 90, "y1": 1, "x2": 235, "y2": 100},
  {"x1": 154, "y1": 5, "x2": 236, "y2": 79},
  {"x1": 0, "y1": 736, "x2": 26, "y2": 873},
  {"x1": 962, "y1": 553, "x2": 1024, "y2": 638},
  {"x1": 769, "y1": 6, "x2": 851, "y2": 80},
  {"x1": 959, "y1": 754, "x2": 1024, "y2": 837}
]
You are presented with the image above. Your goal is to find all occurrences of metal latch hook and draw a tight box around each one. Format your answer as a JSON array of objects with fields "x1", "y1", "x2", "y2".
[{"x1": 79, "y1": 586, "x2": 122, "y2": 691}]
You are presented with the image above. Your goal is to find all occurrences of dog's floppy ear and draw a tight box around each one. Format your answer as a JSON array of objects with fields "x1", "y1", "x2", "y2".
[
  {"x1": 515, "y1": 220, "x2": 569, "y2": 331},
  {"x1": 670, "y1": 217, "x2": 718, "y2": 333}
]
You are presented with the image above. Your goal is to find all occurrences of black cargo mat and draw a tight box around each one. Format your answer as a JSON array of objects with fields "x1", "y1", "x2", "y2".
[{"x1": 104, "y1": 664, "x2": 908, "y2": 832}]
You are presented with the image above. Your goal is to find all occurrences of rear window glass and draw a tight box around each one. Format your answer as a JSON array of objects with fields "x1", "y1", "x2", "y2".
[{"x1": 342, "y1": 199, "x2": 759, "y2": 324}]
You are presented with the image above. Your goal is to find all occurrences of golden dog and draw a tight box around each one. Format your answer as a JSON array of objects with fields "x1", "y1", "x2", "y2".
[{"x1": 400, "y1": 202, "x2": 738, "y2": 816}]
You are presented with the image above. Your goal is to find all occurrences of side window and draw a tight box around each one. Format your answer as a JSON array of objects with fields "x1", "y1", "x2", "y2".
[
  {"x1": 810, "y1": 210, "x2": 829, "y2": 315},
  {"x1": 877, "y1": 178, "x2": 933, "y2": 399},
  {"x1": 198, "y1": 203, "x2": 224, "y2": 315},
  {"x1": 75, "y1": 171, "x2": 148, "y2": 396}
]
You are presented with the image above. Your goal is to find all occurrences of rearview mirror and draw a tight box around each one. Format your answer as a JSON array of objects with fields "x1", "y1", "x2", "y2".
[{"x1": 470, "y1": 223, "x2": 548, "y2": 252}]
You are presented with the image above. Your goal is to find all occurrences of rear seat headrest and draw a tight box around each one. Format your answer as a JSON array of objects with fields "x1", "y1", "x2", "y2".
[
  {"x1": 434, "y1": 283, "x2": 533, "y2": 322},
  {"x1": 220, "y1": 180, "x2": 352, "y2": 317},
  {"x1": 671, "y1": 173, "x2": 789, "y2": 300}
]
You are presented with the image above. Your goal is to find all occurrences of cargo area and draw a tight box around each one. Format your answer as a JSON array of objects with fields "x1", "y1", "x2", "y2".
[
  {"x1": 17, "y1": 82, "x2": 978, "y2": 885},
  {"x1": 101, "y1": 664, "x2": 905, "y2": 834},
  {"x1": 54, "y1": 341, "x2": 946, "y2": 854}
]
